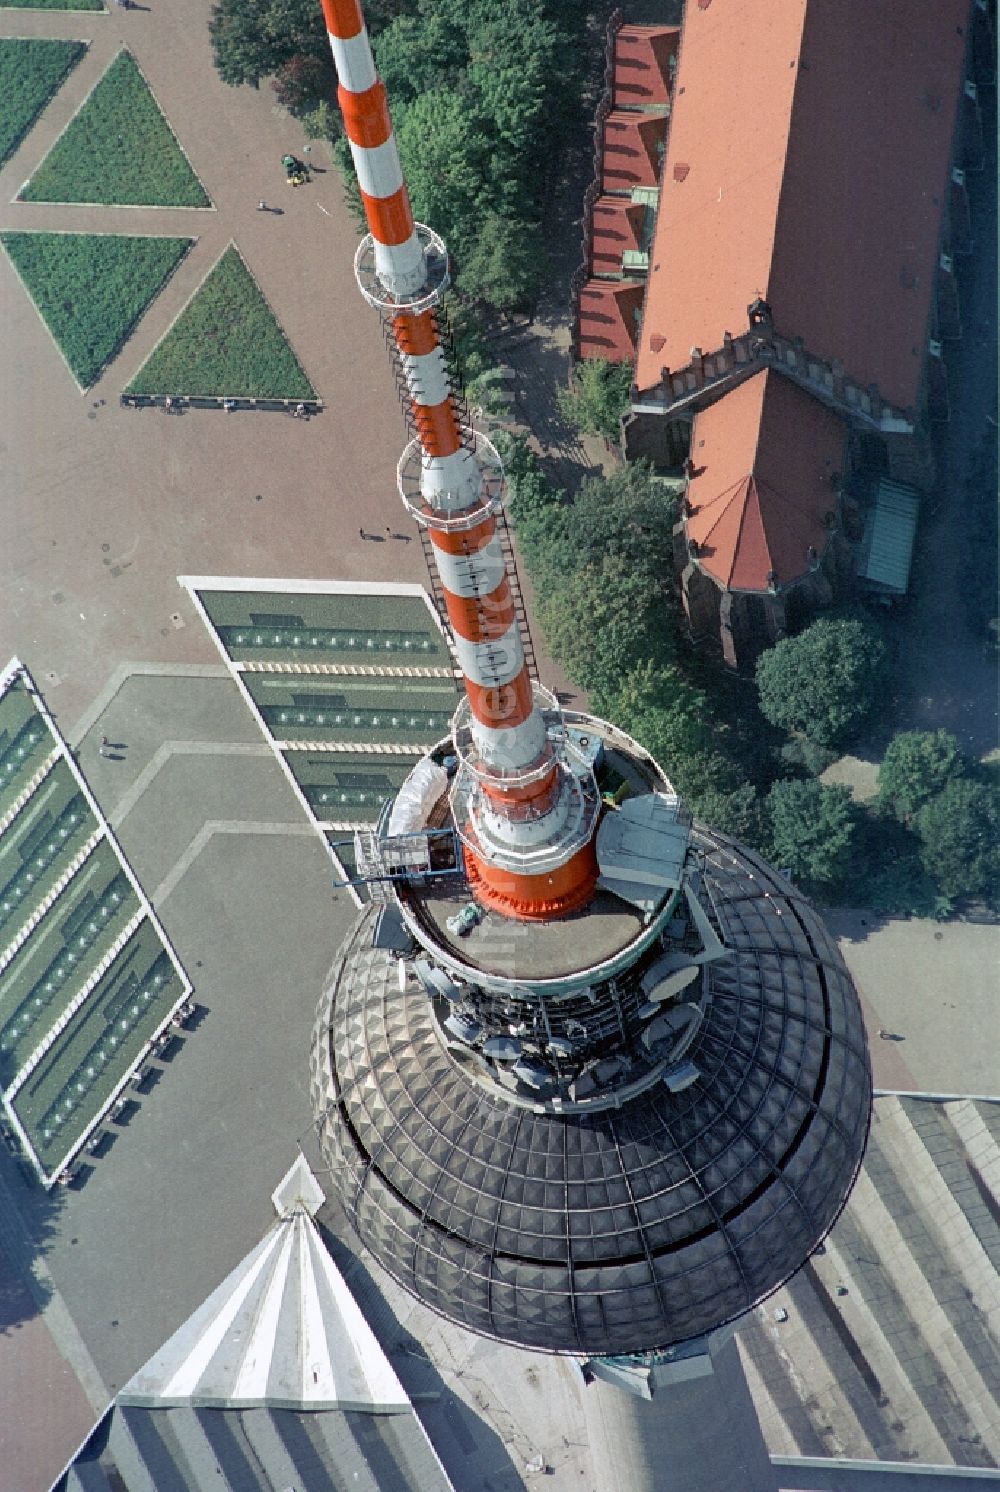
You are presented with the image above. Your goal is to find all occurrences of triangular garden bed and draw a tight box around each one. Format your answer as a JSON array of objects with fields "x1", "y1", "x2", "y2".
[
  {"x1": 19, "y1": 50, "x2": 210, "y2": 207},
  {"x1": 125, "y1": 244, "x2": 315, "y2": 400},
  {"x1": 1, "y1": 231, "x2": 193, "y2": 388},
  {"x1": 0, "y1": 39, "x2": 86, "y2": 168}
]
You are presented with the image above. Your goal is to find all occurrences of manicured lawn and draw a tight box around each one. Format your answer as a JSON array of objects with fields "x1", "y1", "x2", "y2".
[
  {"x1": 1, "y1": 231, "x2": 193, "y2": 388},
  {"x1": 126, "y1": 245, "x2": 315, "y2": 399},
  {"x1": 0, "y1": 39, "x2": 86, "y2": 167},
  {"x1": 19, "y1": 50, "x2": 209, "y2": 206},
  {"x1": 1, "y1": 0, "x2": 101, "y2": 10}
]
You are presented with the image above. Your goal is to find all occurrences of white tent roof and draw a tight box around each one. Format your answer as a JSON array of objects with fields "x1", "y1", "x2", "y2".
[{"x1": 120, "y1": 1157, "x2": 409, "y2": 1413}]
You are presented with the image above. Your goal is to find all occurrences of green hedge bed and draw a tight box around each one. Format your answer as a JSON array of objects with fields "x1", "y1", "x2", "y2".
[
  {"x1": 19, "y1": 50, "x2": 209, "y2": 206},
  {"x1": 126, "y1": 245, "x2": 315, "y2": 400},
  {"x1": 0, "y1": 39, "x2": 86, "y2": 167},
  {"x1": 1, "y1": 231, "x2": 193, "y2": 388}
]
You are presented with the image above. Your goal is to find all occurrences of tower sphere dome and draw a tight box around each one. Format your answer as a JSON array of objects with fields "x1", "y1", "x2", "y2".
[{"x1": 312, "y1": 719, "x2": 871, "y2": 1359}]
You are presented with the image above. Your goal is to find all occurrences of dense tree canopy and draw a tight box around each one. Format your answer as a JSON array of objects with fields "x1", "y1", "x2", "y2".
[
  {"x1": 210, "y1": 0, "x2": 592, "y2": 317},
  {"x1": 457, "y1": 213, "x2": 546, "y2": 315},
  {"x1": 536, "y1": 558, "x2": 667, "y2": 705},
  {"x1": 756, "y1": 616, "x2": 888, "y2": 749},
  {"x1": 505, "y1": 454, "x2": 679, "y2": 697},
  {"x1": 916, "y1": 778, "x2": 1000, "y2": 901},
  {"x1": 209, "y1": 0, "x2": 329, "y2": 92},
  {"x1": 511, "y1": 456, "x2": 678, "y2": 595},
  {"x1": 557, "y1": 358, "x2": 634, "y2": 442},
  {"x1": 767, "y1": 779, "x2": 860, "y2": 895},
  {"x1": 498, "y1": 436, "x2": 765, "y2": 820},
  {"x1": 877, "y1": 729, "x2": 966, "y2": 824},
  {"x1": 693, "y1": 782, "x2": 768, "y2": 848},
  {"x1": 392, "y1": 87, "x2": 491, "y2": 249}
]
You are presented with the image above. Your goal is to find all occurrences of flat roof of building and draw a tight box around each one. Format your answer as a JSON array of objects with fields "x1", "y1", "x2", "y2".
[
  {"x1": 181, "y1": 578, "x2": 459, "y2": 901},
  {"x1": 0, "y1": 661, "x2": 191, "y2": 1185}
]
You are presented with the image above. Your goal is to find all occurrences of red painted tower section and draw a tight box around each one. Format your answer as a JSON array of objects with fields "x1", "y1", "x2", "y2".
[{"x1": 320, "y1": 0, "x2": 599, "y2": 919}]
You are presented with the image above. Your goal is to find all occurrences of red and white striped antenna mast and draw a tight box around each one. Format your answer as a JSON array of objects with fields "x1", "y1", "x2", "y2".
[{"x1": 321, "y1": 0, "x2": 600, "y2": 919}]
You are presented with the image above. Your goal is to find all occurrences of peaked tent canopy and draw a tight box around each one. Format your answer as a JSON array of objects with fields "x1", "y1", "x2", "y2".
[
  {"x1": 53, "y1": 1157, "x2": 455, "y2": 1492},
  {"x1": 120, "y1": 1157, "x2": 409, "y2": 1413}
]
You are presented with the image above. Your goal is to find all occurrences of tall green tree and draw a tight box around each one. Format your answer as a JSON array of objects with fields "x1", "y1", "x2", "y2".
[
  {"x1": 877, "y1": 729, "x2": 966, "y2": 824},
  {"x1": 209, "y1": 0, "x2": 329, "y2": 91},
  {"x1": 766, "y1": 779, "x2": 860, "y2": 895},
  {"x1": 916, "y1": 778, "x2": 1000, "y2": 901},
  {"x1": 209, "y1": 0, "x2": 593, "y2": 322},
  {"x1": 372, "y1": 12, "x2": 468, "y2": 107},
  {"x1": 756, "y1": 617, "x2": 888, "y2": 749},
  {"x1": 692, "y1": 782, "x2": 768, "y2": 848},
  {"x1": 393, "y1": 88, "x2": 490, "y2": 259},
  {"x1": 557, "y1": 359, "x2": 634, "y2": 442},
  {"x1": 536, "y1": 557, "x2": 669, "y2": 702},
  {"x1": 599, "y1": 661, "x2": 747, "y2": 813},
  {"x1": 456, "y1": 212, "x2": 545, "y2": 314}
]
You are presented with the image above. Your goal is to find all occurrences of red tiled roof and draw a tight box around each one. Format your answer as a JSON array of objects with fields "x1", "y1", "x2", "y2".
[
  {"x1": 636, "y1": 0, "x2": 970, "y2": 407},
  {"x1": 613, "y1": 24, "x2": 679, "y2": 109},
  {"x1": 602, "y1": 112, "x2": 666, "y2": 194},
  {"x1": 591, "y1": 197, "x2": 645, "y2": 276},
  {"x1": 578, "y1": 281, "x2": 645, "y2": 364},
  {"x1": 686, "y1": 370, "x2": 846, "y2": 592}
]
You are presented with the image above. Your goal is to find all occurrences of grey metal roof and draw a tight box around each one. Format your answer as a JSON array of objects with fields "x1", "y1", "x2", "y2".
[
  {"x1": 52, "y1": 1156, "x2": 455, "y2": 1492},
  {"x1": 856, "y1": 478, "x2": 920, "y2": 594},
  {"x1": 312, "y1": 826, "x2": 872, "y2": 1358},
  {"x1": 108, "y1": 1403, "x2": 452, "y2": 1492},
  {"x1": 596, "y1": 791, "x2": 690, "y2": 913},
  {"x1": 57, "y1": 1401, "x2": 454, "y2": 1492},
  {"x1": 739, "y1": 1094, "x2": 1000, "y2": 1469}
]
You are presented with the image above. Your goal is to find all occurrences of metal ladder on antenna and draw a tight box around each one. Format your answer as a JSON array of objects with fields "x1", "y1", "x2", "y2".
[
  {"x1": 418, "y1": 509, "x2": 539, "y2": 685},
  {"x1": 495, "y1": 506, "x2": 539, "y2": 682},
  {"x1": 417, "y1": 528, "x2": 457, "y2": 666}
]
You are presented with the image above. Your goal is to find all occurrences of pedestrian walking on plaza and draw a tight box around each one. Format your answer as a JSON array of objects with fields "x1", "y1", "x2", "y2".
[{"x1": 99, "y1": 735, "x2": 110, "y2": 758}]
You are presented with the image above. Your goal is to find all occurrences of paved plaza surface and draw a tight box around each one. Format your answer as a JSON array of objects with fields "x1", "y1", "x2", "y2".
[
  {"x1": 0, "y1": 0, "x2": 432, "y2": 732},
  {"x1": 0, "y1": 1, "x2": 997, "y2": 1489}
]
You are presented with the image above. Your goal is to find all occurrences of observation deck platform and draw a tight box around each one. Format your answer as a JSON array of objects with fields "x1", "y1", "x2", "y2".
[
  {"x1": 403, "y1": 882, "x2": 644, "y2": 982},
  {"x1": 395, "y1": 720, "x2": 682, "y2": 987}
]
